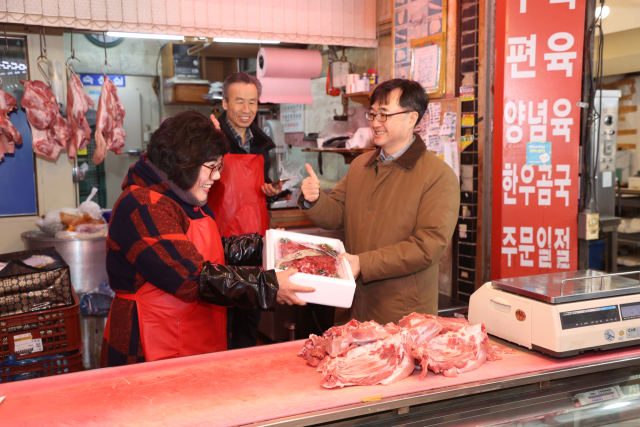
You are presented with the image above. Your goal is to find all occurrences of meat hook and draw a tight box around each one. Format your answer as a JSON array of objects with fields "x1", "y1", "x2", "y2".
[
  {"x1": 3, "y1": 25, "x2": 7, "y2": 54},
  {"x1": 67, "y1": 28, "x2": 80, "y2": 63},
  {"x1": 39, "y1": 27, "x2": 46, "y2": 58},
  {"x1": 66, "y1": 29, "x2": 82, "y2": 79},
  {"x1": 100, "y1": 31, "x2": 111, "y2": 75},
  {"x1": 37, "y1": 55, "x2": 51, "y2": 87}
]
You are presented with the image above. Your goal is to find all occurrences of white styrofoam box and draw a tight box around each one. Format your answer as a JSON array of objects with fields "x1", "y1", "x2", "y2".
[
  {"x1": 346, "y1": 127, "x2": 373, "y2": 149},
  {"x1": 264, "y1": 229, "x2": 356, "y2": 308}
]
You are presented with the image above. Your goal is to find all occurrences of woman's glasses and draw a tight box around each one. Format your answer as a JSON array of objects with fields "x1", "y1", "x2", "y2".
[{"x1": 203, "y1": 161, "x2": 225, "y2": 178}]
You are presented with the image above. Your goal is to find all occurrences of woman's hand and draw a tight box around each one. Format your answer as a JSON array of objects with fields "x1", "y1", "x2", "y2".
[{"x1": 276, "y1": 268, "x2": 315, "y2": 306}]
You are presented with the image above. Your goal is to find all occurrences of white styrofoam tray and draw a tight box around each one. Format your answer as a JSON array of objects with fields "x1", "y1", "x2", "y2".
[{"x1": 264, "y1": 229, "x2": 356, "y2": 308}]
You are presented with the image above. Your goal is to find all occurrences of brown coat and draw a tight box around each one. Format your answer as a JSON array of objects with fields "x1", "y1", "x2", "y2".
[{"x1": 300, "y1": 135, "x2": 460, "y2": 325}]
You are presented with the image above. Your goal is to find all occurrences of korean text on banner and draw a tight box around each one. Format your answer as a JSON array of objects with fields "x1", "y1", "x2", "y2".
[{"x1": 492, "y1": 0, "x2": 585, "y2": 278}]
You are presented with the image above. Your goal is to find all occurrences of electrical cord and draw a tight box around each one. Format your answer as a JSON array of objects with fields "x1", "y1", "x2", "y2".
[{"x1": 581, "y1": 0, "x2": 605, "y2": 214}]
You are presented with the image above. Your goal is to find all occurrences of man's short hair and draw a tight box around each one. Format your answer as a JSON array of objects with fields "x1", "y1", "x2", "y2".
[
  {"x1": 222, "y1": 72, "x2": 262, "y2": 100},
  {"x1": 147, "y1": 110, "x2": 229, "y2": 190},
  {"x1": 370, "y1": 79, "x2": 429, "y2": 127}
]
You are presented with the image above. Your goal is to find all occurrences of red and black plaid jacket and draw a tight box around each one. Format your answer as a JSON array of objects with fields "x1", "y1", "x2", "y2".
[{"x1": 101, "y1": 155, "x2": 216, "y2": 367}]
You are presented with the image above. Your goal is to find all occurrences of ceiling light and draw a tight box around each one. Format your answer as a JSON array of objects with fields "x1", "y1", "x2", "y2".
[
  {"x1": 595, "y1": 5, "x2": 610, "y2": 19},
  {"x1": 213, "y1": 38, "x2": 280, "y2": 44},
  {"x1": 105, "y1": 31, "x2": 185, "y2": 41}
]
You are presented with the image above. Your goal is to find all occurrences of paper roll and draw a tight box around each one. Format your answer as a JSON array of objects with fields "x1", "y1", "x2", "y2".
[{"x1": 257, "y1": 48, "x2": 322, "y2": 104}]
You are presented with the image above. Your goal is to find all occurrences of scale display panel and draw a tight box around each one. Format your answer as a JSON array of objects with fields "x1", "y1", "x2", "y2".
[
  {"x1": 560, "y1": 305, "x2": 620, "y2": 330},
  {"x1": 620, "y1": 302, "x2": 640, "y2": 321}
]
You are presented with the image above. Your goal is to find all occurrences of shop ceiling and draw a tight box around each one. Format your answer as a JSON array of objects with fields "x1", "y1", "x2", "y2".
[{"x1": 601, "y1": 0, "x2": 640, "y2": 76}]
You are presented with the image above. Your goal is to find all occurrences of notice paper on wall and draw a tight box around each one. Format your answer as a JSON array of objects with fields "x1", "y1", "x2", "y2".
[
  {"x1": 443, "y1": 141, "x2": 460, "y2": 182},
  {"x1": 427, "y1": 135, "x2": 442, "y2": 152},
  {"x1": 413, "y1": 43, "x2": 439, "y2": 91},
  {"x1": 280, "y1": 104, "x2": 304, "y2": 133},
  {"x1": 428, "y1": 102, "x2": 441, "y2": 135},
  {"x1": 440, "y1": 112, "x2": 456, "y2": 137}
]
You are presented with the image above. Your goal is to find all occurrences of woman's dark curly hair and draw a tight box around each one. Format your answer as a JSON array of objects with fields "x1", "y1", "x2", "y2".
[{"x1": 147, "y1": 110, "x2": 229, "y2": 190}]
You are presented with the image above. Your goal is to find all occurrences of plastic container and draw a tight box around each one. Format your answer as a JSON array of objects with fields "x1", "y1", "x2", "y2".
[
  {"x1": 0, "y1": 287, "x2": 82, "y2": 362},
  {"x1": 263, "y1": 229, "x2": 356, "y2": 308},
  {"x1": 0, "y1": 347, "x2": 83, "y2": 383}
]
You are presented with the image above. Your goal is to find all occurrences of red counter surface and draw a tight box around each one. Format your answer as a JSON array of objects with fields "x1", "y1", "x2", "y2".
[{"x1": 1, "y1": 339, "x2": 640, "y2": 427}]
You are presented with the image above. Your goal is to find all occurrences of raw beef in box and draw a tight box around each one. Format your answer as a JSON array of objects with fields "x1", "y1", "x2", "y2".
[{"x1": 263, "y1": 230, "x2": 356, "y2": 308}]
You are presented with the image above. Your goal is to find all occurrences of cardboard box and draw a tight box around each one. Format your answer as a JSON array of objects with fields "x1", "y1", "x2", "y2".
[{"x1": 264, "y1": 230, "x2": 356, "y2": 308}]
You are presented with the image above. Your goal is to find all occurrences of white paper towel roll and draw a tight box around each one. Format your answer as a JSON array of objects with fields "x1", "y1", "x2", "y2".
[{"x1": 257, "y1": 48, "x2": 322, "y2": 104}]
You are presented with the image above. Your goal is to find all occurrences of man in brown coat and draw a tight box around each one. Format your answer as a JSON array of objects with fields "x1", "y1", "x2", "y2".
[{"x1": 299, "y1": 79, "x2": 460, "y2": 325}]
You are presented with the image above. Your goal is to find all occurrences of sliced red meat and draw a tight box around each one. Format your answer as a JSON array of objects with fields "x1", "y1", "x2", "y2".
[
  {"x1": 321, "y1": 331, "x2": 414, "y2": 388},
  {"x1": 277, "y1": 240, "x2": 342, "y2": 278},
  {"x1": 413, "y1": 323, "x2": 491, "y2": 379}
]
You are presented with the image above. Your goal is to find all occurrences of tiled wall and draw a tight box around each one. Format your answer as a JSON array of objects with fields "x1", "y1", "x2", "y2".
[{"x1": 457, "y1": 0, "x2": 480, "y2": 302}]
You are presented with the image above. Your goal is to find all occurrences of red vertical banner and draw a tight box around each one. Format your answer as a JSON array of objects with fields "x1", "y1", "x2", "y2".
[{"x1": 492, "y1": 0, "x2": 586, "y2": 279}]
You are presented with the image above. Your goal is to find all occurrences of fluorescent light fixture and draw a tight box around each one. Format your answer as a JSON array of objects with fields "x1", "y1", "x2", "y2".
[
  {"x1": 595, "y1": 5, "x2": 610, "y2": 19},
  {"x1": 602, "y1": 401, "x2": 630, "y2": 411},
  {"x1": 105, "y1": 31, "x2": 185, "y2": 41},
  {"x1": 213, "y1": 37, "x2": 280, "y2": 44}
]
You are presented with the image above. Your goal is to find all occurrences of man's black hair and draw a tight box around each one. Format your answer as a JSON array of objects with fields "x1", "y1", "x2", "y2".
[{"x1": 370, "y1": 79, "x2": 429, "y2": 127}]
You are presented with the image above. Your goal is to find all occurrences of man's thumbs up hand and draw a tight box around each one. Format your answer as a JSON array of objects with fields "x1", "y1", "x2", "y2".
[{"x1": 301, "y1": 163, "x2": 321, "y2": 203}]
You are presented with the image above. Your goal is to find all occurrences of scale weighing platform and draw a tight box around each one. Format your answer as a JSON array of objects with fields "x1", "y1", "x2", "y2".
[{"x1": 469, "y1": 270, "x2": 640, "y2": 357}]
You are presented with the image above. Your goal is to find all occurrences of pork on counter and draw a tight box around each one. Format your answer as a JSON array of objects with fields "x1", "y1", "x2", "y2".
[{"x1": 299, "y1": 313, "x2": 513, "y2": 388}]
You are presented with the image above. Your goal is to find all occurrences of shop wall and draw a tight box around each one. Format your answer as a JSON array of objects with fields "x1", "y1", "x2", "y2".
[
  {"x1": 0, "y1": 29, "x2": 75, "y2": 255},
  {"x1": 603, "y1": 73, "x2": 640, "y2": 176},
  {"x1": 63, "y1": 34, "x2": 163, "y2": 77}
]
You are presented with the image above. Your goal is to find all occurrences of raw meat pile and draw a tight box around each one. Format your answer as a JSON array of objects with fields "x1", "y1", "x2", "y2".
[
  {"x1": 276, "y1": 239, "x2": 344, "y2": 279},
  {"x1": 299, "y1": 313, "x2": 511, "y2": 388},
  {"x1": 66, "y1": 72, "x2": 95, "y2": 159},
  {"x1": 21, "y1": 79, "x2": 72, "y2": 160},
  {"x1": 93, "y1": 75, "x2": 126, "y2": 165},
  {"x1": 0, "y1": 84, "x2": 22, "y2": 161}
]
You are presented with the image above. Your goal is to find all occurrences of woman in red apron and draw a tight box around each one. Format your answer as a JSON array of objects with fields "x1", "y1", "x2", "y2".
[{"x1": 101, "y1": 111, "x2": 313, "y2": 368}]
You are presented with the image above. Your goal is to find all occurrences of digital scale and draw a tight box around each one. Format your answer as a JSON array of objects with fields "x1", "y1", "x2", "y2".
[{"x1": 469, "y1": 270, "x2": 640, "y2": 357}]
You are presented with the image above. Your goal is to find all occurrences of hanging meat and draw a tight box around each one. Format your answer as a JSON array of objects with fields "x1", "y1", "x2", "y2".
[
  {"x1": 0, "y1": 84, "x2": 22, "y2": 162},
  {"x1": 66, "y1": 71, "x2": 95, "y2": 159},
  {"x1": 92, "y1": 75, "x2": 126, "y2": 165},
  {"x1": 21, "y1": 79, "x2": 72, "y2": 160}
]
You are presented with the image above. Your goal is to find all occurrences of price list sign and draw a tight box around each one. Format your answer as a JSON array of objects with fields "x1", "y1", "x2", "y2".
[{"x1": 492, "y1": 0, "x2": 586, "y2": 278}]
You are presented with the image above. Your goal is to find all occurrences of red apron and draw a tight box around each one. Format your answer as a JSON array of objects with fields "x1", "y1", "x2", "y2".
[
  {"x1": 207, "y1": 153, "x2": 270, "y2": 237},
  {"x1": 106, "y1": 187, "x2": 227, "y2": 362}
]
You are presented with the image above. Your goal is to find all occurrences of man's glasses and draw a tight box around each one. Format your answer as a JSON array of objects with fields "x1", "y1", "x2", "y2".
[
  {"x1": 203, "y1": 161, "x2": 225, "y2": 178},
  {"x1": 365, "y1": 110, "x2": 413, "y2": 122}
]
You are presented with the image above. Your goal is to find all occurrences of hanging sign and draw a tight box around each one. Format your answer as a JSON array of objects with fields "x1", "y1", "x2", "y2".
[
  {"x1": 492, "y1": 0, "x2": 585, "y2": 278},
  {"x1": 79, "y1": 74, "x2": 126, "y2": 87}
]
